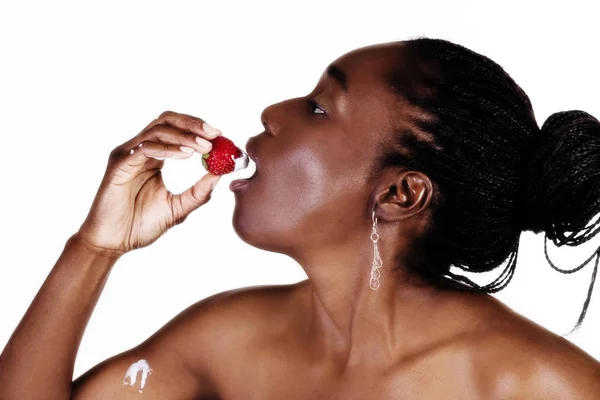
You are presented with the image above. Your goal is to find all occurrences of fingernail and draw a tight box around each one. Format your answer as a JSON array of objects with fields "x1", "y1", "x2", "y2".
[
  {"x1": 202, "y1": 122, "x2": 222, "y2": 136},
  {"x1": 210, "y1": 176, "x2": 221, "y2": 190},
  {"x1": 195, "y1": 136, "x2": 213, "y2": 151},
  {"x1": 180, "y1": 146, "x2": 195, "y2": 153}
]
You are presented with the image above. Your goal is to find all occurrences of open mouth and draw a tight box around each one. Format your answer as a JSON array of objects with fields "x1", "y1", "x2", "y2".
[
  {"x1": 248, "y1": 163, "x2": 258, "y2": 178},
  {"x1": 229, "y1": 161, "x2": 258, "y2": 191},
  {"x1": 230, "y1": 139, "x2": 261, "y2": 191},
  {"x1": 240, "y1": 156, "x2": 258, "y2": 179}
]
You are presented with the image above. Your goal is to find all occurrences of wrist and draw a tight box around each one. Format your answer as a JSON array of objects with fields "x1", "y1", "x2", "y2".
[{"x1": 68, "y1": 232, "x2": 127, "y2": 260}]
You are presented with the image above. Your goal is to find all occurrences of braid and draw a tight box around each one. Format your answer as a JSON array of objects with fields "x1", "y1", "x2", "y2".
[
  {"x1": 525, "y1": 110, "x2": 600, "y2": 334},
  {"x1": 372, "y1": 36, "x2": 600, "y2": 334}
]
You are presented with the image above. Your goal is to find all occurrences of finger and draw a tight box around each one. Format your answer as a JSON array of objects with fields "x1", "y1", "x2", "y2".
[
  {"x1": 118, "y1": 123, "x2": 214, "y2": 158},
  {"x1": 139, "y1": 124, "x2": 213, "y2": 155},
  {"x1": 145, "y1": 110, "x2": 222, "y2": 140},
  {"x1": 171, "y1": 173, "x2": 221, "y2": 219},
  {"x1": 108, "y1": 141, "x2": 193, "y2": 179},
  {"x1": 128, "y1": 141, "x2": 196, "y2": 162}
]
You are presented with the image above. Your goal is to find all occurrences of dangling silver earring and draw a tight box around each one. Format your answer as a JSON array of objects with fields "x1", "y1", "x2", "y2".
[{"x1": 370, "y1": 210, "x2": 383, "y2": 290}]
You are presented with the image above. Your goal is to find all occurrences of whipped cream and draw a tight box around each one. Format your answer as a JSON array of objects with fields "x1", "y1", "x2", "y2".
[
  {"x1": 123, "y1": 359, "x2": 152, "y2": 393},
  {"x1": 233, "y1": 150, "x2": 249, "y2": 171}
]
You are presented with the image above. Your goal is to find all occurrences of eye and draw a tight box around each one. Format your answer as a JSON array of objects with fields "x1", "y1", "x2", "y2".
[{"x1": 308, "y1": 99, "x2": 327, "y2": 116}]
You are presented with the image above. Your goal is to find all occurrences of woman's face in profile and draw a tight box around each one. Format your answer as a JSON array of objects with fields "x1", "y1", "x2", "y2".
[{"x1": 231, "y1": 42, "x2": 405, "y2": 257}]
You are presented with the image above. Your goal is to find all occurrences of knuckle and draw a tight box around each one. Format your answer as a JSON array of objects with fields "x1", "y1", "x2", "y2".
[
  {"x1": 145, "y1": 123, "x2": 164, "y2": 135},
  {"x1": 146, "y1": 123, "x2": 176, "y2": 138},
  {"x1": 141, "y1": 124, "x2": 168, "y2": 143},
  {"x1": 194, "y1": 186, "x2": 211, "y2": 203},
  {"x1": 192, "y1": 116, "x2": 206, "y2": 128},
  {"x1": 170, "y1": 196, "x2": 187, "y2": 225},
  {"x1": 159, "y1": 110, "x2": 175, "y2": 119},
  {"x1": 184, "y1": 115, "x2": 198, "y2": 129},
  {"x1": 109, "y1": 146, "x2": 124, "y2": 160},
  {"x1": 138, "y1": 141, "x2": 151, "y2": 152},
  {"x1": 175, "y1": 215, "x2": 187, "y2": 225},
  {"x1": 182, "y1": 130, "x2": 197, "y2": 140}
]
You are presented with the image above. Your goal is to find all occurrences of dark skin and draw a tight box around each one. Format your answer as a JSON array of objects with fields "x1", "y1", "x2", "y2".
[{"x1": 1, "y1": 42, "x2": 599, "y2": 399}]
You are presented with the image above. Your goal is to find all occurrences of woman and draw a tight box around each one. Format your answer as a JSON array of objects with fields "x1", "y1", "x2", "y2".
[{"x1": 1, "y1": 37, "x2": 599, "y2": 398}]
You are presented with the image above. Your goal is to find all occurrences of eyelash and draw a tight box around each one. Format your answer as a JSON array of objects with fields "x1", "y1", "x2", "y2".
[{"x1": 308, "y1": 99, "x2": 327, "y2": 116}]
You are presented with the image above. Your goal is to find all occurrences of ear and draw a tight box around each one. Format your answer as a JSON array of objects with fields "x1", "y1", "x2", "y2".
[{"x1": 372, "y1": 169, "x2": 432, "y2": 223}]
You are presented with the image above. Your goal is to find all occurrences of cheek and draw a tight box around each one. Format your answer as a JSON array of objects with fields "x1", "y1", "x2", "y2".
[
  {"x1": 268, "y1": 146, "x2": 330, "y2": 224},
  {"x1": 231, "y1": 136, "x2": 365, "y2": 248},
  {"x1": 231, "y1": 146, "x2": 330, "y2": 249},
  {"x1": 271, "y1": 142, "x2": 365, "y2": 223}
]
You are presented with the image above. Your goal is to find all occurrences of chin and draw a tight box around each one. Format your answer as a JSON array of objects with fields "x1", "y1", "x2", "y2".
[
  {"x1": 231, "y1": 204, "x2": 272, "y2": 251},
  {"x1": 230, "y1": 202, "x2": 293, "y2": 255}
]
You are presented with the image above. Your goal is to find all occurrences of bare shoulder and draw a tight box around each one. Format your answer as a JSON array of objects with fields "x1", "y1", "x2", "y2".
[
  {"x1": 71, "y1": 280, "x2": 305, "y2": 398},
  {"x1": 161, "y1": 279, "x2": 307, "y2": 388},
  {"x1": 144, "y1": 278, "x2": 307, "y2": 348},
  {"x1": 468, "y1": 306, "x2": 600, "y2": 399}
]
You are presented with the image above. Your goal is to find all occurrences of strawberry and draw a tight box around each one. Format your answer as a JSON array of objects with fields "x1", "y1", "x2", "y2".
[{"x1": 201, "y1": 135, "x2": 249, "y2": 175}]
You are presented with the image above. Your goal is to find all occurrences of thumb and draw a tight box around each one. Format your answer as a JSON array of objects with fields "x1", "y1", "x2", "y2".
[{"x1": 173, "y1": 173, "x2": 221, "y2": 219}]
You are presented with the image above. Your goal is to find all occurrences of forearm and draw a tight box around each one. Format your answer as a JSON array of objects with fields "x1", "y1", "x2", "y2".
[{"x1": 0, "y1": 233, "x2": 123, "y2": 399}]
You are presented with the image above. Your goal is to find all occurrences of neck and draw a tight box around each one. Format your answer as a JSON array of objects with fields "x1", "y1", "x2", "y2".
[{"x1": 294, "y1": 230, "x2": 487, "y2": 373}]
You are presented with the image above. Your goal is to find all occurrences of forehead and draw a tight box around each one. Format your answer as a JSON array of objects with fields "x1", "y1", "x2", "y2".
[
  {"x1": 326, "y1": 42, "x2": 406, "y2": 88},
  {"x1": 322, "y1": 42, "x2": 414, "y2": 131}
]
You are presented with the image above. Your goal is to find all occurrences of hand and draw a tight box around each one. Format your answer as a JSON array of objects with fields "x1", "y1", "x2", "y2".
[{"x1": 76, "y1": 111, "x2": 223, "y2": 255}]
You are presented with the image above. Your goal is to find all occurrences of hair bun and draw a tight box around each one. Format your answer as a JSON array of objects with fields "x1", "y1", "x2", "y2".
[
  {"x1": 518, "y1": 110, "x2": 600, "y2": 334},
  {"x1": 520, "y1": 110, "x2": 600, "y2": 236},
  {"x1": 541, "y1": 110, "x2": 599, "y2": 138}
]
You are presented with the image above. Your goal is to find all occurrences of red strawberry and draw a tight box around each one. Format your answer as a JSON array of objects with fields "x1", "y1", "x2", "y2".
[{"x1": 201, "y1": 135, "x2": 249, "y2": 175}]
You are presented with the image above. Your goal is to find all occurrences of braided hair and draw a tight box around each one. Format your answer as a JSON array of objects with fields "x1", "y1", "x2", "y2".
[{"x1": 371, "y1": 36, "x2": 600, "y2": 334}]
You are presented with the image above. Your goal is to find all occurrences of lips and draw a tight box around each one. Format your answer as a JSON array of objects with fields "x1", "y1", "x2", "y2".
[
  {"x1": 230, "y1": 139, "x2": 259, "y2": 191},
  {"x1": 245, "y1": 139, "x2": 259, "y2": 169},
  {"x1": 244, "y1": 143, "x2": 258, "y2": 181},
  {"x1": 229, "y1": 166, "x2": 258, "y2": 191}
]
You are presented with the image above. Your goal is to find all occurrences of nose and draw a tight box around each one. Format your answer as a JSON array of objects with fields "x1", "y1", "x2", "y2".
[{"x1": 260, "y1": 103, "x2": 280, "y2": 137}]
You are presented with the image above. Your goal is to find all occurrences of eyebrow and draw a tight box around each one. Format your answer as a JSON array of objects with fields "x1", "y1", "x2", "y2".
[{"x1": 327, "y1": 64, "x2": 348, "y2": 94}]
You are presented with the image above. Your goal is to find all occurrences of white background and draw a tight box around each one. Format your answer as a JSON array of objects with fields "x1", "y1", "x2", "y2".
[{"x1": 1, "y1": 0, "x2": 599, "y2": 379}]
